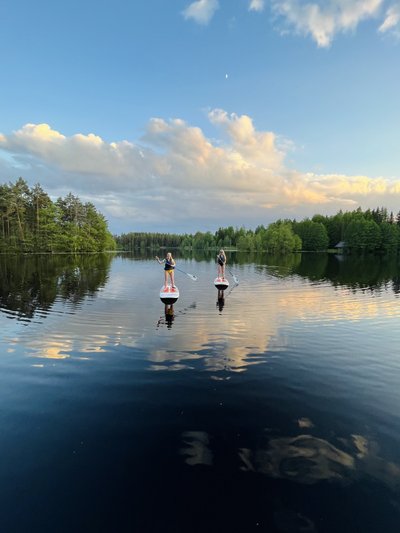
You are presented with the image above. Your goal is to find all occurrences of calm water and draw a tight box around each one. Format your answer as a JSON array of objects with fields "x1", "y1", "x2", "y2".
[{"x1": 1, "y1": 252, "x2": 400, "y2": 532}]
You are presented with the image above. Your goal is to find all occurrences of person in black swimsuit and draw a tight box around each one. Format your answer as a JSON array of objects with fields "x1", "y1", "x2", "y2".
[
  {"x1": 156, "y1": 252, "x2": 176, "y2": 288},
  {"x1": 216, "y1": 249, "x2": 226, "y2": 279}
]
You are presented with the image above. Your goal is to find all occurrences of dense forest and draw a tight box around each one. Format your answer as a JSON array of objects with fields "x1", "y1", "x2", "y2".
[
  {"x1": 0, "y1": 178, "x2": 116, "y2": 253},
  {"x1": 116, "y1": 207, "x2": 400, "y2": 254}
]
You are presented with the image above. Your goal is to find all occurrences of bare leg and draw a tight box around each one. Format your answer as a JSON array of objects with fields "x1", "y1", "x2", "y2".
[
  {"x1": 164, "y1": 271, "x2": 168, "y2": 288},
  {"x1": 171, "y1": 271, "x2": 175, "y2": 287}
]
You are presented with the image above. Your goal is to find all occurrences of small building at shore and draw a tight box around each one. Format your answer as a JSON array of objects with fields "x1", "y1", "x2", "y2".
[{"x1": 334, "y1": 241, "x2": 346, "y2": 253}]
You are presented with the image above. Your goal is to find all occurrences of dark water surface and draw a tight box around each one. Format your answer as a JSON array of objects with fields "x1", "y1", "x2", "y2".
[{"x1": 1, "y1": 252, "x2": 400, "y2": 532}]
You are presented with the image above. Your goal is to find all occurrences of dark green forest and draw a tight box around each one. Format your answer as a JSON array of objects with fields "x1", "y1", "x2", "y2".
[
  {"x1": 116, "y1": 207, "x2": 400, "y2": 254},
  {"x1": 0, "y1": 178, "x2": 116, "y2": 253}
]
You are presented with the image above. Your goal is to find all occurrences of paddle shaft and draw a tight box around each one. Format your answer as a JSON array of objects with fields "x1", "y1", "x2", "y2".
[{"x1": 155, "y1": 258, "x2": 197, "y2": 281}]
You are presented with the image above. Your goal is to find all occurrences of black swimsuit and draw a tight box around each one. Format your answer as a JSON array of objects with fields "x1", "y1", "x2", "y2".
[{"x1": 164, "y1": 260, "x2": 175, "y2": 271}]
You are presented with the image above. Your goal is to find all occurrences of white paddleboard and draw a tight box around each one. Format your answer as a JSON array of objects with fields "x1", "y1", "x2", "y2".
[
  {"x1": 214, "y1": 277, "x2": 229, "y2": 290},
  {"x1": 160, "y1": 285, "x2": 179, "y2": 303}
]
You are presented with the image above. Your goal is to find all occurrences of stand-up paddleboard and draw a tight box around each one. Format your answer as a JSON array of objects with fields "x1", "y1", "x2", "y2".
[
  {"x1": 214, "y1": 277, "x2": 229, "y2": 290},
  {"x1": 160, "y1": 285, "x2": 179, "y2": 304}
]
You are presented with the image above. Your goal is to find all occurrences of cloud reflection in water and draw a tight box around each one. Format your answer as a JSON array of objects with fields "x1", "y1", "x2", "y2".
[{"x1": 179, "y1": 422, "x2": 400, "y2": 494}]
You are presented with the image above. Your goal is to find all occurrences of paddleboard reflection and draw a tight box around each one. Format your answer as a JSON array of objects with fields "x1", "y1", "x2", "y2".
[{"x1": 157, "y1": 304, "x2": 175, "y2": 329}]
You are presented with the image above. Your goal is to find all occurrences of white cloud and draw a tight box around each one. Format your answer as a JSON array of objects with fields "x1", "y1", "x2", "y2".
[
  {"x1": 179, "y1": 0, "x2": 400, "y2": 46},
  {"x1": 270, "y1": 0, "x2": 383, "y2": 47},
  {"x1": 0, "y1": 123, "x2": 157, "y2": 187},
  {"x1": 249, "y1": 0, "x2": 265, "y2": 12},
  {"x1": 208, "y1": 109, "x2": 284, "y2": 171},
  {"x1": 178, "y1": 0, "x2": 399, "y2": 46},
  {"x1": 1, "y1": 111, "x2": 400, "y2": 232},
  {"x1": 182, "y1": 0, "x2": 219, "y2": 25},
  {"x1": 379, "y1": 4, "x2": 400, "y2": 34}
]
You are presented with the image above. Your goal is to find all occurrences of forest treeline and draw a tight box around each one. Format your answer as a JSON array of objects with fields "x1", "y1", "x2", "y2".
[
  {"x1": 116, "y1": 207, "x2": 400, "y2": 254},
  {"x1": 0, "y1": 178, "x2": 116, "y2": 253},
  {"x1": 3, "y1": 176, "x2": 399, "y2": 255}
]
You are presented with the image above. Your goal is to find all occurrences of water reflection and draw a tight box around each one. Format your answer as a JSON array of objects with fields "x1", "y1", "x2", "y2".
[
  {"x1": 124, "y1": 249, "x2": 400, "y2": 293},
  {"x1": 0, "y1": 253, "x2": 112, "y2": 321},
  {"x1": 2, "y1": 252, "x2": 400, "y2": 373},
  {"x1": 179, "y1": 423, "x2": 400, "y2": 492},
  {"x1": 157, "y1": 304, "x2": 175, "y2": 329},
  {"x1": 214, "y1": 281, "x2": 239, "y2": 314},
  {"x1": 240, "y1": 431, "x2": 400, "y2": 490},
  {"x1": 251, "y1": 252, "x2": 400, "y2": 293},
  {"x1": 216, "y1": 289, "x2": 225, "y2": 312},
  {"x1": 239, "y1": 434, "x2": 355, "y2": 483},
  {"x1": 149, "y1": 280, "x2": 400, "y2": 374},
  {"x1": 2, "y1": 252, "x2": 400, "y2": 530},
  {"x1": 180, "y1": 431, "x2": 213, "y2": 466}
]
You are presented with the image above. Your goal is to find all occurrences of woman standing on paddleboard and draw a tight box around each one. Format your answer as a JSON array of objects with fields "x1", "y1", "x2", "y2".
[
  {"x1": 217, "y1": 249, "x2": 227, "y2": 279},
  {"x1": 156, "y1": 253, "x2": 176, "y2": 289}
]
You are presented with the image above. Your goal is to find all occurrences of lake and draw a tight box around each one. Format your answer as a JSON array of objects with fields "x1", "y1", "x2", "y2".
[{"x1": 1, "y1": 251, "x2": 400, "y2": 532}]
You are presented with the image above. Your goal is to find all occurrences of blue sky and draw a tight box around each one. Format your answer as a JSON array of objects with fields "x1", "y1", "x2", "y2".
[{"x1": 1, "y1": 0, "x2": 400, "y2": 234}]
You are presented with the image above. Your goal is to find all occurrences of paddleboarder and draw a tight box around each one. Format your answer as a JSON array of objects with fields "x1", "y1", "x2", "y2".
[
  {"x1": 156, "y1": 252, "x2": 176, "y2": 289},
  {"x1": 217, "y1": 249, "x2": 227, "y2": 279},
  {"x1": 214, "y1": 249, "x2": 229, "y2": 290}
]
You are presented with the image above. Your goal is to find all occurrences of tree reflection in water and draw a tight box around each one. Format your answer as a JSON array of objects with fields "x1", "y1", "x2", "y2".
[{"x1": 0, "y1": 253, "x2": 112, "y2": 321}]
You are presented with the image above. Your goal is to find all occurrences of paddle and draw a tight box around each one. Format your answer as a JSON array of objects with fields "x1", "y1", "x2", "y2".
[
  {"x1": 175, "y1": 266, "x2": 198, "y2": 281},
  {"x1": 228, "y1": 269, "x2": 239, "y2": 285},
  {"x1": 155, "y1": 257, "x2": 198, "y2": 281}
]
